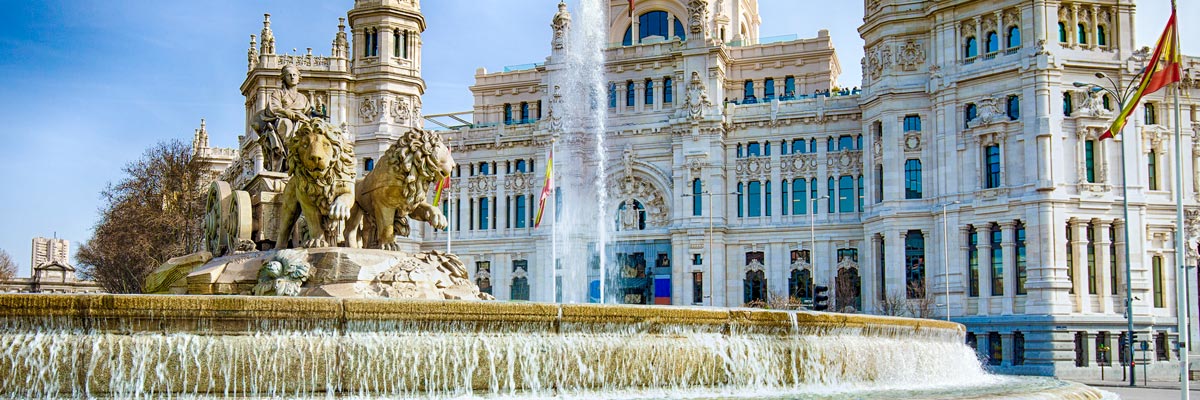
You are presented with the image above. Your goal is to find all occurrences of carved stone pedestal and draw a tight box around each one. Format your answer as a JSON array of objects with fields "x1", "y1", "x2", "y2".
[{"x1": 183, "y1": 248, "x2": 493, "y2": 300}]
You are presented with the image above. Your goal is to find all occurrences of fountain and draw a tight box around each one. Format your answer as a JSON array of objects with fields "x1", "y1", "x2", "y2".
[
  {"x1": 0, "y1": 294, "x2": 1108, "y2": 399},
  {"x1": 0, "y1": 1, "x2": 1113, "y2": 399}
]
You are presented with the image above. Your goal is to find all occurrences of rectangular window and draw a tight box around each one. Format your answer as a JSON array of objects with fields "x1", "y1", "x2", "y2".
[
  {"x1": 520, "y1": 102, "x2": 529, "y2": 121},
  {"x1": 811, "y1": 179, "x2": 818, "y2": 214},
  {"x1": 838, "y1": 176, "x2": 854, "y2": 213},
  {"x1": 904, "y1": 115, "x2": 922, "y2": 132},
  {"x1": 511, "y1": 260, "x2": 530, "y2": 300},
  {"x1": 905, "y1": 230, "x2": 926, "y2": 298},
  {"x1": 875, "y1": 165, "x2": 884, "y2": 203},
  {"x1": 985, "y1": 145, "x2": 1001, "y2": 189},
  {"x1": 1149, "y1": 150, "x2": 1159, "y2": 190},
  {"x1": 857, "y1": 175, "x2": 864, "y2": 211},
  {"x1": 479, "y1": 197, "x2": 489, "y2": 230},
  {"x1": 744, "y1": 80, "x2": 755, "y2": 102},
  {"x1": 736, "y1": 182, "x2": 744, "y2": 217},
  {"x1": 784, "y1": 76, "x2": 795, "y2": 98},
  {"x1": 764, "y1": 78, "x2": 775, "y2": 100},
  {"x1": 692, "y1": 254, "x2": 702, "y2": 265},
  {"x1": 747, "y1": 181, "x2": 762, "y2": 217},
  {"x1": 1066, "y1": 223, "x2": 1074, "y2": 294},
  {"x1": 791, "y1": 139, "x2": 805, "y2": 154},
  {"x1": 664, "y1": 77, "x2": 673, "y2": 103},
  {"x1": 1097, "y1": 331, "x2": 1111, "y2": 366},
  {"x1": 904, "y1": 159, "x2": 922, "y2": 199},
  {"x1": 1016, "y1": 223, "x2": 1027, "y2": 295},
  {"x1": 969, "y1": 229, "x2": 979, "y2": 297},
  {"x1": 1013, "y1": 332, "x2": 1026, "y2": 365},
  {"x1": 1110, "y1": 225, "x2": 1118, "y2": 295},
  {"x1": 1153, "y1": 256, "x2": 1164, "y2": 308},
  {"x1": 765, "y1": 181, "x2": 772, "y2": 217},
  {"x1": 1156, "y1": 331, "x2": 1169, "y2": 361},
  {"x1": 608, "y1": 83, "x2": 616, "y2": 108},
  {"x1": 746, "y1": 142, "x2": 761, "y2": 157},
  {"x1": 991, "y1": 227, "x2": 1003, "y2": 296},
  {"x1": 837, "y1": 135, "x2": 854, "y2": 151},
  {"x1": 1085, "y1": 140, "x2": 1097, "y2": 183},
  {"x1": 1074, "y1": 332, "x2": 1088, "y2": 367},
  {"x1": 626, "y1": 81, "x2": 636, "y2": 107},
  {"x1": 792, "y1": 179, "x2": 806, "y2": 215},
  {"x1": 827, "y1": 177, "x2": 835, "y2": 213},
  {"x1": 515, "y1": 195, "x2": 526, "y2": 228},
  {"x1": 989, "y1": 332, "x2": 1003, "y2": 366},
  {"x1": 781, "y1": 179, "x2": 788, "y2": 216},
  {"x1": 503, "y1": 104, "x2": 513, "y2": 125},
  {"x1": 692, "y1": 179, "x2": 703, "y2": 216},
  {"x1": 644, "y1": 79, "x2": 654, "y2": 105},
  {"x1": 692, "y1": 272, "x2": 703, "y2": 304},
  {"x1": 1087, "y1": 224, "x2": 1097, "y2": 294}
]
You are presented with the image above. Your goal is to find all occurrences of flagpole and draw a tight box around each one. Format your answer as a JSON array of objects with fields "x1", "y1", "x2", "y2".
[{"x1": 1174, "y1": 81, "x2": 1191, "y2": 400}]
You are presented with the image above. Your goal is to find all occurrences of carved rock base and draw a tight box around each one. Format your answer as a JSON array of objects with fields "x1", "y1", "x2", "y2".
[{"x1": 184, "y1": 248, "x2": 494, "y2": 300}]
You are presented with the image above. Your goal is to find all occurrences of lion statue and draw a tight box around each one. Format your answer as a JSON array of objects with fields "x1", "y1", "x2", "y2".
[
  {"x1": 275, "y1": 119, "x2": 356, "y2": 249},
  {"x1": 346, "y1": 128, "x2": 453, "y2": 250}
]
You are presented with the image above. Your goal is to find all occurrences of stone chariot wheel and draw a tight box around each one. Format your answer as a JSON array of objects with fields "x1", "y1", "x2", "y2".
[
  {"x1": 223, "y1": 190, "x2": 253, "y2": 253},
  {"x1": 204, "y1": 181, "x2": 233, "y2": 255}
]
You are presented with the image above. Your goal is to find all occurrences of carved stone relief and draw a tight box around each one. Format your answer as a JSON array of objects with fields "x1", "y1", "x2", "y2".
[
  {"x1": 897, "y1": 40, "x2": 925, "y2": 71},
  {"x1": 359, "y1": 97, "x2": 381, "y2": 122}
]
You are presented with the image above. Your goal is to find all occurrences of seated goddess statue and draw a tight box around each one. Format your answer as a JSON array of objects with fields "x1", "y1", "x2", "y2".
[{"x1": 250, "y1": 65, "x2": 311, "y2": 172}]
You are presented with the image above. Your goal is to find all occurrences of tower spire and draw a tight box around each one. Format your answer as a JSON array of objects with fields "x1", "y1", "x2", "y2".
[
  {"x1": 332, "y1": 17, "x2": 348, "y2": 58},
  {"x1": 260, "y1": 13, "x2": 276, "y2": 55}
]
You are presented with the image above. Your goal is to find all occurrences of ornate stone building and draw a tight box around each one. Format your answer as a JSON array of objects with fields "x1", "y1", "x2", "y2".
[{"x1": 204, "y1": 0, "x2": 1200, "y2": 379}]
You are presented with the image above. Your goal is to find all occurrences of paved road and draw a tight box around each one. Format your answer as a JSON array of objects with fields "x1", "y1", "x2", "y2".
[{"x1": 1071, "y1": 379, "x2": 1200, "y2": 400}]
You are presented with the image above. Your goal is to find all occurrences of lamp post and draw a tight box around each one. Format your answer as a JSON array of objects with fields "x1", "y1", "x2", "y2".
[
  {"x1": 682, "y1": 189, "x2": 739, "y2": 307},
  {"x1": 1074, "y1": 71, "x2": 1142, "y2": 386},
  {"x1": 934, "y1": 200, "x2": 961, "y2": 321},
  {"x1": 811, "y1": 195, "x2": 830, "y2": 303}
]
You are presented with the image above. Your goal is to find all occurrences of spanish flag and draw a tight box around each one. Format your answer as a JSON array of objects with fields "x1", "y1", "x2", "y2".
[
  {"x1": 534, "y1": 149, "x2": 554, "y2": 228},
  {"x1": 433, "y1": 176, "x2": 450, "y2": 206},
  {"x1": 1101, "y1": 6, "x2": 1182, "y2": 139}
]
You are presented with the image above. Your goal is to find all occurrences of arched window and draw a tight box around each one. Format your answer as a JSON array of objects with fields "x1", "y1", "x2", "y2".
[
  {"x1": 1077, "y1": 24, "x2": 1088, "y2": 44},
  {"x1": 791, "y1": 139, "x2": 806, "y2": 154},
  {"x1": 764, "y1": 78, "x2": 775, "y2": 100},
  {"x1": 964, "y1": 36, "x2": 978, "y2": 58},
  {"x1": 784, "y1": 76, "x2": 796, "y2": 98},
  {"x1": 664, "y1": 77, "x2": 673, "y2": 103},
  {"x1": 744, "y1": 269, "x2": 766, "y2": 304},
  {"x1": 1058, "y1": 22, "x2": 1068, "y2": 43},
  {"x1": 692, "y1": 178, "x2": 703, "y2": 216},
  {"x1": 986, "y1": 31, "x2": 999, "y2": 53},
  {"x1": 673, "y1": 17, "x2": 686, "y2": 41},
  {"x1": 1097, "y1": 25, "x2": 1107, "y2": 46},
  {"x1": 1102, "y1": 94, "x2": 1111, "y2": 111},
  {"x1": 503, "y1": 103, "x2": 513, "y2": 125},
  {"x1": 1007, "y1": 26, "x2": 1021, "y2": 49},
  {"x1": 905, "y1": 230, "x2": 926, "y2": 298},
  {"x1": 1145, "y1": 103, "x2": 1157, "y2": 124},
  {"x1": 608, "y1": 82, "x2": 617, "y2": 108},
  {"x1": 393, "y1": 29, "x2": 409, "y2": 59},
  {"x1": 1063, "y1": 92, "x2": 1073, "y2": 116},
  {"x1": 626, "y1": 81, "x2": 635, "y2": 107},
  {"x1": 904, "y1": 159, "x2": 922, "y2": 199},
  {"x1": 965, "y1": 103, "x2": 978, "y2": 128},
  {"x1": 1006, "y1": 95, "x2": 1020, "y2": 120},
  {"x1": 743, "y1": 80, "x2": 755, "y2": 102},
  {"x1": 644, "y1": 79, "x2": 654, "y2": 105},
  {"x1": 365, "y1": 28, "x2": 379, "y2": 57},
  {"x1": 520, "y1": 102, "x2": 529, "y2": 122},
  {"x1": 364, "y1": 158, "x2": 375, "y2": 171}
]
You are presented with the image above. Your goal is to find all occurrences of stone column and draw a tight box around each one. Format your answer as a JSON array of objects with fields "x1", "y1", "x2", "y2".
[
  {"x1": 1000, "y1": 221, "x2": 1016, "y2": 315},
  {"x1": 1089, "y1": 5, "x2": 1099, "y2": 50},
  {"x1": 1097, "y1": 220, "x2": 1115, "y2": 314},
  {"x1": 1069, "y1": 218, "x2": 1089, "y2": 313},
  {"x1": 960, "y1": 226, "x2": 973, "y2": 313},
  {"x1": 978, "y1": 225, "x2": 993, "y2": 315},
  {"x1": 1002, "y1": 332, "x2": 1015, "y2": 367},
  {"x1": 617, "y1": 84, "x2": 627, "y2": 114},
  {"x1": 886, "y1": 231, "x2": 907, "y2": 301}
]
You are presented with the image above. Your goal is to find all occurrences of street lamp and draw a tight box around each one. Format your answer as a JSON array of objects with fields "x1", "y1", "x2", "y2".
[
  {"x1": 681, "y1": 189, "x2": 739, "y2": 307},
  {"x1": 1074, "y1": 70, "x2": 1143, "y2": 386},
  {"x1": 811, "y1": 195, "x2": 830, "y2": 303},
  {"x1": 933, "y1": 200, "x2": 961, "y2": 321}
]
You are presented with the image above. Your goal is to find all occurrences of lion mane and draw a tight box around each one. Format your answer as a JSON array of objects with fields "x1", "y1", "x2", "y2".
[
  {"x1": 347, "y1": 127, "x2": 451, "y2": 249},
  {"x1": 285, "y1": 119, "x2": 355, "y2": 212},
  {"x1": 380, "y1": 129, "x2": 445, "y2": 208}
]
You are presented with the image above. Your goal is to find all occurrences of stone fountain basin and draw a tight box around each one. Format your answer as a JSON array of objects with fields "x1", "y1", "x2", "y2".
[{"x1": 0, "y1": 294, "x2": 1104, "y2": 399}]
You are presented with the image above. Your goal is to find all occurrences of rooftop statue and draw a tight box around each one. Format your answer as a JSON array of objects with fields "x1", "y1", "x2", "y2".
[{"x1": 251, "y1": 65, "x2": 312, "y2": 172}]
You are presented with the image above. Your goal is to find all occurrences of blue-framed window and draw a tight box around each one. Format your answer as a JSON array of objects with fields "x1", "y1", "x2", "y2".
[
  {"x1": 1007, "y1": 26, "x2": 1021, "y2": 48},
  {"x1": 792, "y1": 178, "x2": 806, "y2": 215},
  {"x1": 479, "y1": 197, "x2": 490, "y2": 230},
  {"x1": 644, "y1": 79, "x2": 654, "y2": 105},
  {"x1": 743, "y1": 80, "x2": 755, "y2": 102},
  {"x1": 504, "y1": 103, "x2": 513, "y2": 125},
  {"x1": 1058, "y1": 22, "x2": 1068, "y2": 43},
  {"x1": 784, "y1": 76, "x2": 796, "y2": 98},
  {"x1": 520, "y1": 102, "x2": 529, "y2": 121},
  {"x1": 608, "y1": 82, "x2": 616, "y2": 108},
  {"x1": 1063, "y1": 93, "x2": 1073, "y2": 116},
  {"x1": 838, "y1": 175, "x2": 854, "y2": 213},
  {"x1": 985, "y1": 145, "x2": 1001, "y2": 188},
  {"x1": 1085, "y1": 140, "x2": 1097, "y2": 183},
  {"x1": 791, "y1": 139, "x2": 806, "y2": 154},
  {"x1": 904, "y1": 115, "x2": 921, "y2": 132},
  {"x1": 692, "y1": 179, "x2": 702, "y2": 216},
  {"x1": 964, "y1": 36, "x2": 978, "y2": 58},
  {"x1": 904, "y1": 159, "x2": 922, "y2": 199},
  {"x1": 965, "y1": 103, "x2": 978, "y2": 128},
  {"x1": 515, "y1": 195, "x2": 526, "y2": 228},
  {"x1": 1077, "y1": 24, "x2": 1088, "y2": 45},
  {"x1": 986, "y1": 31, "x2": 999, "y2": 53},
  {"x1": 747, "y1": 181, "x2": 762, "y2": 217},
  {"x1": 736, "y1": 182, "x2": 744, "y2": 217},
  {"x1": 664, "y1": 77, "x2": 673, "y2": 103},
  {"x1": 1006, "y1": 95, "x2": 1020, "y2": 120},
  {"x1": 905, "y1": 230, "x2": 926, "y2": 298},
  {"x1": 764, "y1": 78, "x2": 775, "y2": 100},
  {"x1": 626, "y1": 81, "x2": 635, "y2": 107}
]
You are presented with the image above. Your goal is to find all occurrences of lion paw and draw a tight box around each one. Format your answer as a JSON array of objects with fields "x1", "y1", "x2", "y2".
[
  {"x1": 303, "y1": 237, "x2": 328, "y2": 248},
  {"x1": 430, "y1": 213, "x2": 448, "y2": 230},
  {"x1": 379, "y1": 242, "x2": 401, "y2": 251}
]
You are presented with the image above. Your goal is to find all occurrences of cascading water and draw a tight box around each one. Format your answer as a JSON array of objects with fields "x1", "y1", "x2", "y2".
[{"x1": 0, "y1": 295, "x2": 1111, "y2": 399}]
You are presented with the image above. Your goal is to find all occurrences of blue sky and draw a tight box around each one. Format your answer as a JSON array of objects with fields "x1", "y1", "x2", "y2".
[{"x1": 0, "y1": 1, "x2": 1193, "y2": 277}]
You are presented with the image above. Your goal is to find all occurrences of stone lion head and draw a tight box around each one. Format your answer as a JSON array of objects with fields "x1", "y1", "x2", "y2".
[{"x1": 287, "y1": 119, "x2": 355, "y2": 210}]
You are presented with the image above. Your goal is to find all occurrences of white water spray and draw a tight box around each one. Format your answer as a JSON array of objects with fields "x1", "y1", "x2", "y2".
[{"x1": 551, "y1": 0, "x2": 611, "y2": 304}]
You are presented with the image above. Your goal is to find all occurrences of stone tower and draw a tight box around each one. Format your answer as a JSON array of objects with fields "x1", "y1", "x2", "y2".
[{"x1": 347, "y1": 0, "x2": 427, "y2": 164}]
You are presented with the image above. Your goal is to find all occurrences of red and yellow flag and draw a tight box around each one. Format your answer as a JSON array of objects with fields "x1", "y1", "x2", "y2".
[
  {"x1": 628, "y1": 0, "x2": 635, "y2": 18},
  {"x1": 534, "y1": 149, "x2": 554, "y2": 228},
  {"x1": 432, "y1": 176, "x2": 450, "y2": 206},
  {"x1": 1101, "y1": 6, "x2": 1182, "y2": 139}
]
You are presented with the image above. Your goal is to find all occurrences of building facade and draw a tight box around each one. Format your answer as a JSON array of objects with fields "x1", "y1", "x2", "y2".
[
  {"x1": 206, "y1": 0, "x2": 1200, "y2": 379},
  {"x1": 0, "y1": 238, "x2": 103, "y2": 294}
]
